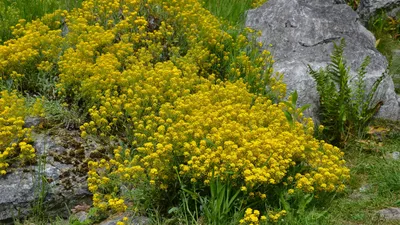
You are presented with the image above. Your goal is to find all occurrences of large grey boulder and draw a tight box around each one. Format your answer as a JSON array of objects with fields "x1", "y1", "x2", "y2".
[
  {"x1": 246, "y1": 0, "x2": 400, "y2": 121},
  {"x1": 358, "y1": 0, "x2": 400, "y2": 24},
  {"x1": 0, "y1": 129, "x2": 110, "y2": 223}
]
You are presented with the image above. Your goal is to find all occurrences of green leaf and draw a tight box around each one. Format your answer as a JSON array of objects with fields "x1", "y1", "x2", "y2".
[
  {"x1": 283, "y1": 101, "x2": 294, "y2": 109},
  {"x1": 299, "y1": 104, "x2": 311, "y2": 113},
  {"x1": 291, "y1": 90, "x2": 298, "y2": 106},
  {"x1": 284, "y1": 110, "x2": 293, "y2": 125}
]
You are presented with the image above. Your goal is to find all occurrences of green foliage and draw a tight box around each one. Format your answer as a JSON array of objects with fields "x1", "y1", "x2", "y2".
[
  {"x1": 324, "y1": 130, "x2": 400, "y2": 224},
  {"x1": 367, "y1": 10, "x2": 400, "y2": 93},
  {"x1": 175, "y1": 172, "x2": 244, "y2": 225},
  {"x1": 279, "y1": 192, "x2": 328, "y2": 225},
  {"x1": 202, "y1": 0, "x2": 251, "y2": 26},
  {"x1": 368, "y1": 10, "x2": 400, "y2": 61},
  {"x1": 345, "y1": 0, "x2": 360, "y2": 10},
  {"x1": 198, "y1": 177, "x2": 243, "y2": 225},
  {"x1": 391, "y1": 55, "x2": 400, "y2": 93},
  {"x1": 202, "y1": 0, "x2": 265, "y2": 27},
  {"x1": 373, "y1": 159, "x2": 400, "y2": 195},
  {"x1": 30, "y1": 154, "x2": 49, "y2": 222},
  {"x1": 41, "y1": 99, "x2": 87, "y2": 130},
  {"x1": 309, "y1": 39, "x2": 385, "y2": 146},
  {"x1": 283, "y1": 90, "x2": 310, "y2": 128}
]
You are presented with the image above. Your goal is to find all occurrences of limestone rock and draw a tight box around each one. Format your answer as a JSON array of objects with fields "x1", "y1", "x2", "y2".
[
  {"x1": 246, "y1": 0, "x2": 400, "y2": 121},
  {"x1": 358, "y1": 0, "x2": 400, "y2": 24},
  {"x1": 377, "y1": 207, "x2": 400, "y2": 220},
  {"x1": 24, "y1": 117, "x2": 42, "y2": 128},
  {"x1": 75, "y1": 211, "x2": 89, "y2": 223},
  {"x1": 0, "y1": 129, "x2": 108, "y2": 223}
]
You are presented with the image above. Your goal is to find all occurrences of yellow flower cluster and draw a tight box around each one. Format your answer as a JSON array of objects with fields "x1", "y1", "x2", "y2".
[
  {"x1": 0, "y1": 17, "x2": 63, "y2": 82},
  {"x1": 240, "y1": 208, "x2": 266, "y2": 225},
  {"x1": 0, "y1": 91, "x2": 42, "y2": 175},
  {"x1": 268, "y1": 210, "x2": 287, "y2": 223},
  {"x1": 92, "y1": 191, "x2": 128, "y2": 213},
  {"x1": 117, "y1": 216, "x2": 128, "y2": 225},
  {"x1": 87, "y1": 81, "x2": 349, "y2": 211},
  {"x1": 0, "y1": 0, "x2": 348, "y2": 215},
  {"x1": 0, "y1": 0, "x2": 284, "y2": 114},
  {"x1": 116, "y1": 217, "x2": 129, "y2": 225}
]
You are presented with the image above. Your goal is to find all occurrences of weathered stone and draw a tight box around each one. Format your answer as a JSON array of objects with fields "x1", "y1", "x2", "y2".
[
  {"x1": 359, "y1": 184, "x2": 372, "y2": 193},
  {"x1": 246, "y1": 0, "x2": 400, "y2": 121},
  {"x1": 24, "y1": 117, "x2": 42, "y2": 128},
  {"x1": 0, "y1": 170, "x2": 36, "y2": 222},
  {"x1": 358, "y1": 0, "x2": 400, "y2": 25},
  {"x1": 392, "y1": 151, "x2": 400, "y2": 160},
  {"x1": 377, "y1": 207, "x2": 400, "y2": 220},
  {"x1": 75, "y1": 211, "x2": 89, "y2": 222},
  {"x1": 0, "y1": 129, "x2": 101, "y2": 223},
  {"x1": 386, "y1": 151, "x2": 400, "y2": 160},
  {"x1": 388, "y1": 7, "x2": 400, "y2": 18}
]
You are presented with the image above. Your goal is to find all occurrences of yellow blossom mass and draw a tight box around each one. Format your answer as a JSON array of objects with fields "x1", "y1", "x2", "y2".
[
  {"x1": 0, "y1": 91, "x2": 43, "y2": 175},
  {"x1": 0, "y1": 0, "x2": 349, "y2": 216}
]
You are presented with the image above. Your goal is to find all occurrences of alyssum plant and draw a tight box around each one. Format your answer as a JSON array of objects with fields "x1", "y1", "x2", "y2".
[{"x1": 309, "y1": 38, "x2": 385, "y2": 146}]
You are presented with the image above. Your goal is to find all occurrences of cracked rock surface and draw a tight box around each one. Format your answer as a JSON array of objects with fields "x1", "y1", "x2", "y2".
[
  {"x1": 0, "y1": 127, "x2": 110, "y2": 224},
  {"x1": 246, "y1": 0, "x2": 400, "y2": 121}
]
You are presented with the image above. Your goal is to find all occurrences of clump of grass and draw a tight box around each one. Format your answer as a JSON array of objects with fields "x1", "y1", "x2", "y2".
[
  {"x1": 41, "y1": 99, "x2": 87, "y2": 130},
  {"x1": 202, "y1": 0, "x2": 266, "y2": 27},
  {"x1": 323, "y1": 121, "x2": 400, "y2": 225},
  {"x1": 366, "y1": 10, "x2": 400, "y2": 93},
  {"x1": 368, "y1": 10, "x2": 400, "y2": 63}
]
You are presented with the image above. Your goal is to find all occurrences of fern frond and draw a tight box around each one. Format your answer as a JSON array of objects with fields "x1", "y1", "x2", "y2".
[
  {"x1": 308, "y1": 38, "x2": 384, "y2": 146},
  {"x1": 353, "y1": 56, "x2": 370, "y2": 115}
]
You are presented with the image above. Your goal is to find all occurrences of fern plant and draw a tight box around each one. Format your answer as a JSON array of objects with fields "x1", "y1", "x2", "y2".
[{"x1": 309, "y1": 39, "x2": 385, "y2": 146}]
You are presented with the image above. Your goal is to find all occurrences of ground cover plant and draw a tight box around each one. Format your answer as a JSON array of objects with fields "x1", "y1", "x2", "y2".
[
  {"x1": 0, "y1": 90, "x2": 43, "y2": 175},
  {"x1": 0, "y1": 0, "x2": 354, "y2": 224},
  {"x1": 0, "y1": 0, "x2": 84, "y2": 43},
  {"x1": 202, "y1": 0, "x2": 265, "y2": 27}
]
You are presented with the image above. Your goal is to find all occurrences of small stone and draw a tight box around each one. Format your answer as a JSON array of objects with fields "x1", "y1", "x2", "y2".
[
  {"x1": 24, "y1": 117, "x2": 42, "y2": 128},
  {"x1": 359, "y1": 184, "x2": 371, "y2": 193},
  {"x1": 393, "y1": 50, "x2": 400, "y2": 57},
  {"x1": 377, "y1": 207, "x2": 400, "y2": 220},
  {"x1": 391, "y1": 151, "x2": 400, "y2": 160},
  {"x1": 75, "y1": 211, "x2": 88, "y2": 222},
  {"x1": 32, "y1": 133, "x2": 58, "y2": 155}
]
